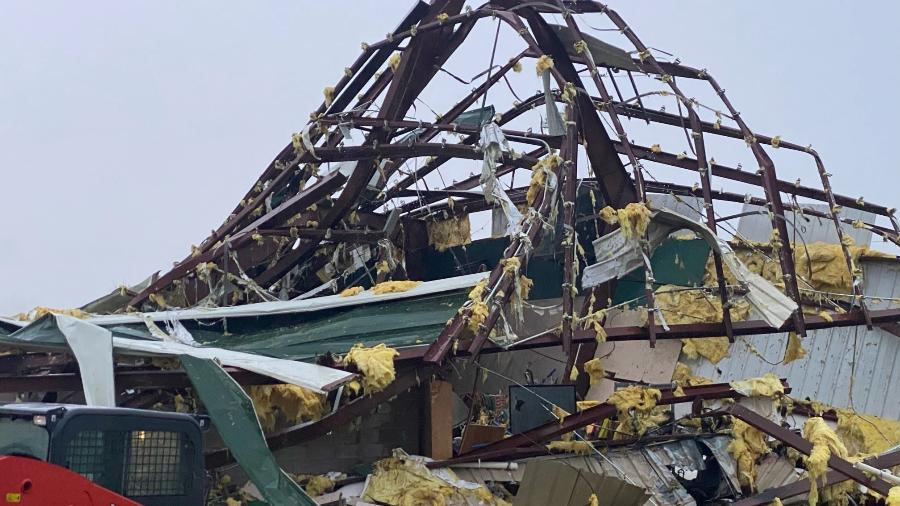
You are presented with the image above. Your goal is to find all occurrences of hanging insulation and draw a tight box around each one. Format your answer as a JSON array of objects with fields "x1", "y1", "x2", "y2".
[
  {"x1": 728, "y1": 419, "x2": 770, "y2": 489},
  {"x1": 598, "y1": 203, "x2": 652, "y2": 239},
  {"x1": 534, "y1": 54, "x2": 554, "y2": 75},
  {"x1": 526, "y1": 153, "x2": 561, "y2": 206},
  {"x1": 607, "y1": 386, "x2": 665, "y2": 438},
  {"x1": 803, "y1": 417, "x2": 850, "y2": 506},
  {"x1": 580, "y1": 308, "x2": 608, "y2": 342},
  {"x1": 729, "y1": 373, "x2": 785, "y2": 397},
  {"x1": 706, "y1": 241, "x2": 892, "y2": 296},
  {"x1": 783, "y1": 332, "x2": 807, "y2": 364},
  {"x1": 569, "y1": 365, "x2": 579, "y2": 382},
  {"x1": 427, "y1": 215, "x2": 472, "y2": 252},
  {"x1": 464, "y1": 279, "x2": 490, "y2": 334},
  {"x1": 323, "y1": 86, "x2": 335, "y2": 107},
  {"x1": 582, "y1": 358, "x2": 605, "y2": 385},
  {"x1": 387, "y1": 52, "x2": 401, "y2": 71},
  {"x1": 247, "y1": 384, "x2": 326, "y2": 431},
  {"x1": 341, "y1": 343, "x2": 398, "y2": 393},
  {"x1": 672, "y1": 362, "x2": 712, "y2": 396},
  {"x1": 654, "y1": 284, "x2": 750, "y2": 364}
]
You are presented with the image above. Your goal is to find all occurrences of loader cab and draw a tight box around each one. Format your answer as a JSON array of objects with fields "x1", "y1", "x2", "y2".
[{"x1": 0, "y1": 403, "x2": 209, "y2": 506}]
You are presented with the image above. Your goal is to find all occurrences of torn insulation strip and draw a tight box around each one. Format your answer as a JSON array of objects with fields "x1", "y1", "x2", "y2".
[
  {"x1": 342, "y1": 343, "x2": 398, "y2": 394},
  {"x1": 427, "y1": 215, "x2": 472, "y2": 252}
]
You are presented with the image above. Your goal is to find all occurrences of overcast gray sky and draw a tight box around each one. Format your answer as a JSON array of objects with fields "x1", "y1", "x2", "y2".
[{"x1": 2, "y1": 1, "x2": 898, "y2": 316}]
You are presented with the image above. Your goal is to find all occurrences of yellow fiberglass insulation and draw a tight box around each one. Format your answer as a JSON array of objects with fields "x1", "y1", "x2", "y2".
[
  {"x1": 501, "y1": 256, "x2": 521, "y2": 273},
  {"x1": 342, "y1": 343, "x2": 398, "y2": 394},
  {"x1": 371, "y1": 280, "x2": 422, "y2": 295},
  {"x1": 546, "y1": 440, "x2": 595, "y2": 455},
  {"x1": 836, "y1": 410, "x2": 900, "y2": 455},
  {"x1": 729, "y1": 373, "x2": 785, "y2": 397},
  {"x1": 598, "y1": 203, "x2": 652, "y2": 239},
  {"x1": 388, "y1": 52, "x2": 402, "y2": 72},
  {"x1": 535, "y1": 54, "x2": 554, "y2": 75},
  {"x1": 672, "y1": 362, "x2": 713, "y2": 387},
  {"x1": 426, "y1": 215, "x2": 472, "y2": 252},
  {"x1": 583, "y1": 358, "x2": 605, "y2": 385},
  {"x1": 17, "y1": 306, "x2": 89, "y2": 321},
  {"x1": 518, "y1": 275, "x2": 533, "y2": 300},
  {"x1": 247, "y1": 384, "x2": 325, "y2": 431},
  {"x1": 803, "y1": 417, "x2": 849, "y2": 506},
  {"x1": 323, "y1": 86, "x2": 335, "y2": 107},
  {"x1": 654, "y1": 284, "x2": 750, "y2": 364},
  {"x1": 363, "y1": 456, "x2": 509, "y2": 506},
  {"x1": 581, "y1": 308, "x2": 608, "y2": 342},
  {"x1": 728, "y1": 418, "x2": 770, "y2": 489},
  {"x1": 589, "y1": 493, "x2": 600, "y2": 506},
  {"x1": 607, "y1": 386, "x2": 665, "y2": 438},
  {"x1": 577, "y1": 400, "x2": 601, "y2": 411},
  {"x1": 298, "y1": 475, "x2": 334, "y2": 497},
  {"x1": 783, "y1": 332, "x2": 808, "y2": 364},
  {"x1": 339, "y1": 286, "x2": 364, "y2": 297},
  {"x1": 706, "y1": 241, "x2": 892, "y2": 296},
  {"x1": 526, "y1": 154, "x2": 561, "y2": 206},
  {"x1": 888, "y1": 487, "x2": 900, "y2": 506},
  {"x1": 465, "y1": 279, "x2": 490, "y2": 334}
]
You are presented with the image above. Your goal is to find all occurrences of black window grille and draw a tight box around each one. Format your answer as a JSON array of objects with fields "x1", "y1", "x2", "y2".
[{"x1": 65, "y1": 429, "x2": 191, "y2": 497}]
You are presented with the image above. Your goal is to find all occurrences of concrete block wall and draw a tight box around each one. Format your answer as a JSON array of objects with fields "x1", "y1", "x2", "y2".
[{"x1": 272, "y1": 386, "x2": 423, "y2": 475}]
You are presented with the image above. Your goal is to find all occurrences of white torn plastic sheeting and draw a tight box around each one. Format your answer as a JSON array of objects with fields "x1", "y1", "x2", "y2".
[
  {"x1": 139, "y1": 314, "x2": 198, "y2": 346},
  {"x1": 541, "y1": 70, "x2": 566, "y2": 136},
  {"x1": 300, "y1": 125, "x2": 319, "y2": 160},
  {"x1": 56, "y1": 315, "x2": 116, "y2": 407},
  {"x1": 89, "y1": 271, "x2": 490, "y2": 326},
  {"x1": 1, "y1": 315, "x2": 116, "y2": 407},
  {"x1": 480, "y1": 122, "x2": 524, "y2": 237},
  {"x1": 113, "y1": 337, "x2": 353, "y2": 393},
  {"x1": 582, "y1": 208, "x2": 797, "y2": 327}
]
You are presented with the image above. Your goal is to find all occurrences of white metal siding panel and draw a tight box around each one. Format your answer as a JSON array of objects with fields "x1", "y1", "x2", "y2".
[{"x1": 682, "y1": 326, "x2": 900, "y2": 419}]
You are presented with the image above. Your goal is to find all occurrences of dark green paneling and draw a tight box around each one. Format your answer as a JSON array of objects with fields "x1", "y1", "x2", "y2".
[
  {"x1": 194, "y1": 291, "x2": 467, "y2": 361},
  {"x1": 613, "y1": 238, "x2": 711, "y2": 305}
]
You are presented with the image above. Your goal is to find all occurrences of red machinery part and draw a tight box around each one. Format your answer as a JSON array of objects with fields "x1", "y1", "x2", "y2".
[{"x1": 0, "y1": 456, "x2": 141, "y2": 506}]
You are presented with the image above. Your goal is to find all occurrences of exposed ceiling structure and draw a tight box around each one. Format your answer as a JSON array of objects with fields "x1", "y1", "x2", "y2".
[{"x1": 5, "y1": 2, "x2": 900, "y2": 504}]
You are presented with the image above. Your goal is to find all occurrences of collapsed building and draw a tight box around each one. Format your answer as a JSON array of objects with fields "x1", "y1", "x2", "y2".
[{"x1": 2, "y1": 1, "x2": 900, "y2": 505}]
